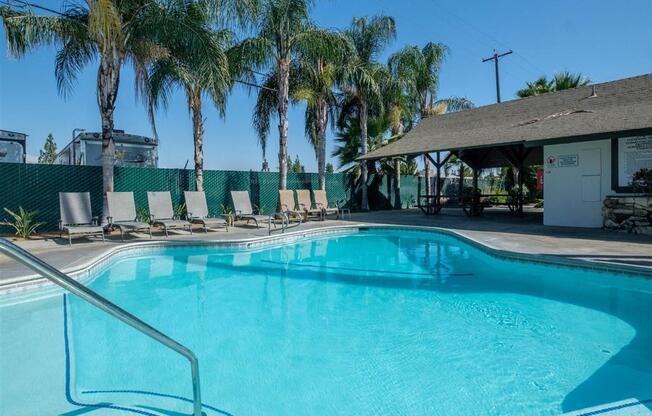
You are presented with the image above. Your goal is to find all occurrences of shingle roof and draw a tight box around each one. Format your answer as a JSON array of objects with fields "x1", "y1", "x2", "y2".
[{"x1": 359, "y1": 74, "x2": 652, "y2": 160}]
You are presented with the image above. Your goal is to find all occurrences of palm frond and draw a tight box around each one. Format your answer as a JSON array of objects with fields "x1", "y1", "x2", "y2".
[{"x1": 252, "y1": 69, "x2": 280, "y2": 158}]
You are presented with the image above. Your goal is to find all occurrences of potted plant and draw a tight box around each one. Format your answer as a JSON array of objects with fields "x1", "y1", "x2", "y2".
[{"x1": 221, "y1": 204, "x2": 234, "y2": 227}]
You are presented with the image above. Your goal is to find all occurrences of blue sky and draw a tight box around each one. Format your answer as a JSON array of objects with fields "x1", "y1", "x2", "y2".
[{"x1": 1, "y1": 0, "x2": 651, "y2": 171}]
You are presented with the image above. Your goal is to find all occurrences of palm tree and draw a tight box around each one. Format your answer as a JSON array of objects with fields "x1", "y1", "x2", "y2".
[
  {"x1": 146, "y1": 1, "x2": 246, "y2": 191},
  {"x1": 249, "y1": 32, "x2": 348, "y2": 192},
  {"x1": 1, "y1": 0, "x2": 216, "y2": 216},
  {"x1": 517, "y1": 71, "x2": 590, "y2": 98},
  {"x1": 552, "y1": 71, "x2": 591, "y2": 90},
  {"x1": 382, "y1": 69, "x2": 416, "y2": 209},
  {"x1": 388, "y1": 42, "x2": 473, "y2": 196},
  {"x1": 340, "y1": 15, "x2": 396, "y2": 211},
  {"x1": 294, "y1": 58, "x2": 340, "y2": 190},
  {"x1": 234, "y1": 0, "x2": 343, "y2": 191},
  {"x1": 516, "y1": 76, "x2": 553, "y2": 98}
]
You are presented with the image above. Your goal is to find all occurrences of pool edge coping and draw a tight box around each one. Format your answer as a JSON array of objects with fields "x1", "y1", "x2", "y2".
[{"x1": 2, "y1": 223, "x2": 651, "y2": 296}]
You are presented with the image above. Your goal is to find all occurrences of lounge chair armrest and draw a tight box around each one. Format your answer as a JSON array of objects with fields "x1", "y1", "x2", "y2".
[
  {"x1": 315, "y1": 202, "x2": 326, "y2": 209},
  {"x1": 298, "y1": 203, "x2": 308, "y2": 210}
]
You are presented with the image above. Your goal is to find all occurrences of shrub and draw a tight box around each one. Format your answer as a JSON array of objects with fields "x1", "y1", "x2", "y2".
[
  {"x1": 631, "y1": 169, "x2": 652, "y2": 194},
  {"x1": 0, "y1": 207, "x2": 46, "y2": 239}
]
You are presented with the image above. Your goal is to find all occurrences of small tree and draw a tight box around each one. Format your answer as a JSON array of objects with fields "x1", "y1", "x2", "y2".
[
  {"x1": 38, "y1": 133, "x2": 58, "y2": 164},
  {"x1": 325, "y1": 162, "x2": 334, "y2": 173},
  {"x1": 289, "y1": 155, "x2": 305, "y2": 173}
]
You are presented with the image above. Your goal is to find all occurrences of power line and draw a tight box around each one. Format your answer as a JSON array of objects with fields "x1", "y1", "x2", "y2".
[
  {"x1": 435, "y1": 2, "x2": 545, "y2": 77},
  {"x1": 2, "y1": 1, "x2": 275, "y2": 93},
  {"x1": 2, "y1": 0, "x2": 71, "y2": 18}
]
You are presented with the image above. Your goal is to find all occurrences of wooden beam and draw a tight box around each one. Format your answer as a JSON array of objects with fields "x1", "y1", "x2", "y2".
[
  {"x1": 424, "y1": 153, "x2": 438, "y2": 167},
  {"x1": 440, "y1": 152, "x2": 453, "y2": 166}
]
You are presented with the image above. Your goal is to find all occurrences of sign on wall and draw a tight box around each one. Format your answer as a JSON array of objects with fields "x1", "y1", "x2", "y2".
[
  {"x1": 617, "y1": 135, "x2": 652, "y2": 187},
  {"x1": 545, "y1": 154, "x2": 579, "y2": 168},
  {"x1": 558, "y1": 154, "x2": 579, "y2": 167}
]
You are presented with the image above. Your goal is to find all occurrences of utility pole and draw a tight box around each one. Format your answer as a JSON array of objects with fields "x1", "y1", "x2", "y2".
[{"x1": 482, "y1": 49, "x2": 512, "y2": 103}]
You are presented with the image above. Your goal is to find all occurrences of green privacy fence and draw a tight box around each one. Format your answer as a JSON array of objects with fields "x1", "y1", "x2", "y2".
[
  {"x1": 0, "y1": 164, "x2": 360, "y2": 231},
  {"x1": 0, "y1": 163, "x2": 505, "y2": 232}
]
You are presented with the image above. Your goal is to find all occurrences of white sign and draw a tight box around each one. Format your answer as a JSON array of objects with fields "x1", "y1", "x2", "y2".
[
  {"x1": 558, "y1": 154, "x2": 579, "y2": 168},
  {"x1": 545, "y1": 155, "x2": 557, "y2": 169},
  {"x1": 618, "y1": 135, "x2": 652, "y2": 187}
]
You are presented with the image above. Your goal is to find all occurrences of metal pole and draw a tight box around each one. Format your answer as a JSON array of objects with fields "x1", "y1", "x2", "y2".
[
  {"x1": 0, "y1": 238, "x2": 203, "y2": 416},
  {"x1": 482, "y1": 50, "x2": 512, "y2": 103},
  {"x1": 494, "y1": 57, "x2": 501, "y2": 103}
]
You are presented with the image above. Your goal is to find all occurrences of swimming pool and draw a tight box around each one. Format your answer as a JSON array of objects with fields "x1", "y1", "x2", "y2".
[{"x1": 1, "y1": 227, "x2": 651, "y2": 415}]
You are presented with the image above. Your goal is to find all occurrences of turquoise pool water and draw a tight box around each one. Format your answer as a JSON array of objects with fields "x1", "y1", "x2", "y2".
[{"x1": 1, "y1": 228, "x2": 651, "y2": 415}]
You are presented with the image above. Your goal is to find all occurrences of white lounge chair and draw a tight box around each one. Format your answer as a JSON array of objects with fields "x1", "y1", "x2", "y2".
[
  {"x1": 230, "y1": 191, "x2": 284, "y2": 231},
  {"x1": 147, "y1": 191, "x2": 192, "y2": 237},
  {"x1": 313, "y1": 190, "x2": 339, "y2": 219},
  {"x1": 106, "y1": 192, "x2": 152, "y2": 240},
  {"x1": 58, "y1": 192, "x2": 104, "y2": 246},
  {"x1": 296, "y1": 189, "x2": 323, "y2": 221},
  {"x1": 278, "y1": 190, "x2": 303, "y2": 224},
  {"x1": 184, "y1": 191, "x2": 228, "y2": 233}
]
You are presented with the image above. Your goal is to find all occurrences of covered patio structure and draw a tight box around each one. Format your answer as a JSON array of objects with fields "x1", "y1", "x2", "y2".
[{"x1": 359, "y1": 74, "x2": 652, "y2": 225}]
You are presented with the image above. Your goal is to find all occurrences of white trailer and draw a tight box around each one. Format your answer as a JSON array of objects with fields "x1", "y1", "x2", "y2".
[
  {"x1": 56, "y1": 130, "x2": 158, "y2": 167},
  {"x1": 0, "y1": 130, "x2": 27, "y2": 164}
]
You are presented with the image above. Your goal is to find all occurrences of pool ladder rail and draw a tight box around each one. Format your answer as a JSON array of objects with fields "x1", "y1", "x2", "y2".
[{"x1": 0, "y1": 237, "x2": 204, "y2": 416}]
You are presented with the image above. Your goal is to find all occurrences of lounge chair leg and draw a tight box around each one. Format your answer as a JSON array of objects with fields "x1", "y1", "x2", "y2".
[
  {"x1": 204, "y1": 224, "x2": 208, "y2": 233},
  {"x1": 120, "y1": 229, "x2": 124, "y2": 242},
  {"x1": 68, "y1": 233, "x2": 72, "y2": 247},
  {"x1": 102, "y1": 232, "x2": 105, "y2": 243},
  {"x1": 149, "y1": 227, "x2": 152, "y2": 238},
  {"x1": 165, "y1": 227, "x2": 169, "y2": 238}
]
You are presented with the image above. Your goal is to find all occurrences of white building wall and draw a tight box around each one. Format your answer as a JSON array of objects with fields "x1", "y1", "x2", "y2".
[{"x1": 543, "y1": 139, "x2": 613, "y2": 228}]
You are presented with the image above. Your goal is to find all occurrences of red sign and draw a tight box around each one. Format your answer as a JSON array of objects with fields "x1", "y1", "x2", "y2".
[{"x1": 536, "y1": 169, "x2": 544, "y2": 191}]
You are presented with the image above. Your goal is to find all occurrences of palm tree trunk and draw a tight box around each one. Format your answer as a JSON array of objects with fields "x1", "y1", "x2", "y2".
[
  {"x1": 190, "y1": 88, "x2": 205, "y2": 192},
  {"x1": 98, "y1": 52, "x2": 121, "y2": 221},
  {"x1": 316, "y1": 100, "x2": 328, "y2": 191},
  {"x1": 393, "y1": 159, "x2": 401, "y2": 209},
  {"x1": 359, "y1": 100, "x2": 369, "y2": 211},
  {"x1": 277, "y1": 60, "x2": 290, "y2": 190}
]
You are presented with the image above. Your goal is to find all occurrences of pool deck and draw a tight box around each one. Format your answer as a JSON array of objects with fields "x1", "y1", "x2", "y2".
[{"x1": 1, "y1": 207, "x2": 651, "y2": 286}]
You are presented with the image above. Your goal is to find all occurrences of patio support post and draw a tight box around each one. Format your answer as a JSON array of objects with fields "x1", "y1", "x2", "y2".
[
  {"x1": 472, "y1": 166, "x2": 480, "y2": 216},
  {"x1": 393, "y1": 158, "x2": 401, "y2": 209},
  {"x1": 417, "y1": 175, "x2": 422, "y2": 210},
  {"x1": 436, "y1": 152, "x2": 442, "y2": 208},
  {"x1": 517, "y1": 162, "x2": 524, "y2": 216},
  {"x1": 458, "y1": 159, "x2": 464, "y2": 202}
]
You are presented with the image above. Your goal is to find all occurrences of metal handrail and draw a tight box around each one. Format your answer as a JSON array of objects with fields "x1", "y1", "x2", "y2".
[{"x1": 0, "y1": 238, "x2": 202, "y2": 416}]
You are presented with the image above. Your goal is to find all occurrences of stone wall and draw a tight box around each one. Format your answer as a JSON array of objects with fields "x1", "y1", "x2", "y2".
[{"x1": 603, "y1": 195, "x2": 652, "y2": 234}]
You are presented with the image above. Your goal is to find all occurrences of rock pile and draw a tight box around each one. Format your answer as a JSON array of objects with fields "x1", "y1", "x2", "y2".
[{"x1": 603, "y1": 195, "x2": 652, "y2": 234}]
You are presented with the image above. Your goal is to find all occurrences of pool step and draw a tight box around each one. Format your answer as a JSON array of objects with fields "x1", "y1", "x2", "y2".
[
  {"x1": 562, "y1": 398, "x2": 652, "y2": 416},
  {"x1": 80, "y1": 389, "x2": 232, "y2": 416}
]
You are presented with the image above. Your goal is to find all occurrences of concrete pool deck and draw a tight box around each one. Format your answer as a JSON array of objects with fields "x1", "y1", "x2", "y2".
[{"x1": 1, "y1": 207, "x2": 651, "y2": 286}]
